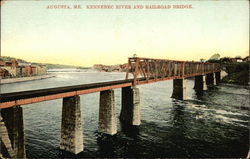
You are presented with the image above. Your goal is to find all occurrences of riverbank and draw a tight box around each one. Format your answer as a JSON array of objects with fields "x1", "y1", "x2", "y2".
[
  {"x1": 0, "y1": 74, "x2": 55, "y2": 84},
  {"x1": 221, "y1": 62, "x2": 249, "y2": 85}
]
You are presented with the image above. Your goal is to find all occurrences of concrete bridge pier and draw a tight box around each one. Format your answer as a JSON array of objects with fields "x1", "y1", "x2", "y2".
[
  {"x1": 60, "y1": 95, "x2": 84, "y2": 154},
  {"x1": 98, "y1": 90, "x2": 117, "y2": 135},
  {"x1": 171, "y1": 79, "x2": 187, "y2": 100},
  {"x1": 120, "y1": 86, "x2": 141, "y2": 126},
  {"x1": 206, "y1": 73, "x2": 215, "y2": 86},
  {"x1": 215, "y1": 71, "x2": 221, "y2": 85},
  {"x1": 0, "y1": 106, "x2": 26, "y2": 159},
  {"x1": 194, "y1": 75, "x2": 207, "y2": 92}
]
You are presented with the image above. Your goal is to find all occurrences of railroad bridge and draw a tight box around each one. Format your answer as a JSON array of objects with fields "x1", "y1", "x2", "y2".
[{"x1": 0, "y1": 57, "x2": 221, "y2": 158}]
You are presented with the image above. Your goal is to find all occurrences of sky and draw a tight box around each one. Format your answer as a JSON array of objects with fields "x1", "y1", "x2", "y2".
[{"x1": 1, "y1": 0, "x2": 249, "y2": 67}]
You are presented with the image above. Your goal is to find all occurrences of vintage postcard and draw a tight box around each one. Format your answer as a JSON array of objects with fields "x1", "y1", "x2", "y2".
[{"x1": 0, "y1": 0, "x2": 249, "y2": 158}]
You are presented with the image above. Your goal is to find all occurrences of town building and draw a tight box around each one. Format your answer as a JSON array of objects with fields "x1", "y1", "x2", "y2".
[
  {"x1": 0, "y1": 68, "x2": 10, "y2": 78},
  {"x1": 0, "y1": 58, "x2": 47, "y2": 79}
]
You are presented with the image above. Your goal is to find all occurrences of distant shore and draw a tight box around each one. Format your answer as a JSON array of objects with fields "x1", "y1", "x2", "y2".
[{"x1": 0, "y1": 74, "x2": 56, "y2": 84}]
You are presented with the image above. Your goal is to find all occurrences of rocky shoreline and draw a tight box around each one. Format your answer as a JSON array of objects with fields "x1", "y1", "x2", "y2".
[{"x1": 0, "y1": 74, "x2": 55, "y2": 84}]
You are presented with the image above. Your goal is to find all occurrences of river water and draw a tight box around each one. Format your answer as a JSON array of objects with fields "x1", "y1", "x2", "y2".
[{"x1": 1, "y1": 69, "x2": 249, "y2": 158}]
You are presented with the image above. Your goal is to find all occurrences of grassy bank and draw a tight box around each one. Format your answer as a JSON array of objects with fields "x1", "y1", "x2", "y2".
[{"x1": 221, "y1": 62, "x2": 249, "y2": 85}]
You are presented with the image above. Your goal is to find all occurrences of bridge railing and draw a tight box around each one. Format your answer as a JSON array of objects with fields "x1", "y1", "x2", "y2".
[{"x1": 125, "y1": 57, "x2": 220, "y2": 85}]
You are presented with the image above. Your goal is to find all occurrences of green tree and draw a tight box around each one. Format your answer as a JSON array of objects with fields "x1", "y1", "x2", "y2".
[{"x1": 209, "y1": 53, "x2": 220, "y2": 60}]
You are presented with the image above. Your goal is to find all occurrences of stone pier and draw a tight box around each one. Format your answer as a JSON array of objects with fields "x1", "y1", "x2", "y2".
[
  {"x1": 215, "y1": 71, "x2": 221, "y2": 85},
  {"x1": 0, "y1": 111, "x2": 16, "y2": 158},
  {"x1": 60, "y1": 95, "x2": 83, "y2": 154},
  {"x1": 0, "y1": 106, "x2": 26, "y2": 158},
  {"x1": 194, "y1": 75, "x2": 207, "y2": 92},
  {"x1": 206, "y1": 73, "x2": 215, "y2": 86},
  {"x1": 98, "y1": 90, "x2": 117, "y2": 135},
  {"x1": 120, "y1": 86, "x2": 141, "y2": 126},
  {"x1": 171, "y1": 79, "x2": 187, "y2": 100}
]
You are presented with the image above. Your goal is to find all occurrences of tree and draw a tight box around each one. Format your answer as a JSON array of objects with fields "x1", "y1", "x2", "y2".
[
  {"x1": 200, "y1": 58, "x2": 206, "y2": 62},
  {"x1": 209, "y1": 53, "x2": 220, "y2": 60},
  {"x1": 133, "y1": 54, "x2": 137, "y2": 57}
]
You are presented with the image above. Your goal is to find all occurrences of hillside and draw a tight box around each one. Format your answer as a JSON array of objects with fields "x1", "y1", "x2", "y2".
[
  {"x1": 0, "y1": 56, "x2": 90, "y2": 69},
  {"x1": 0, "y1": 56, "x2": 28, "y2": 63}
]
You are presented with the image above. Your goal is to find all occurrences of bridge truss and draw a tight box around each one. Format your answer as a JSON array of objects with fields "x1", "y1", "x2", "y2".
[{"x1": 125, "y1": 57, "x2": 220, "y2": 85}]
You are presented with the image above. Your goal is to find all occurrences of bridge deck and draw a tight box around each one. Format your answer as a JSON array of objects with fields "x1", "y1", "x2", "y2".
[{"x1": 0, "y1": 69, "x2": 219, "y2": 109}]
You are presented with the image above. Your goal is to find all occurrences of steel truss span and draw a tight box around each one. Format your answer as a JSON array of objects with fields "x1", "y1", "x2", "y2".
[{"x1": 125, "y1": 57, "x2": 220, "y2": 85}]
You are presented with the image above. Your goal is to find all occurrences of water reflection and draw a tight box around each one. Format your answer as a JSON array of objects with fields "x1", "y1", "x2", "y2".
[
  {"x1": 195, "y1": 90, "x2": 204, "y2": 99},
  {"x1": 96, "y1": 133, "x2": 118, "y2": 157},
  {"x1": 169, "y1": 100, "x2": 189, "y2": 157},
  {"x1": 120, "y1": 121, "x2": 140, "y2": 138}
]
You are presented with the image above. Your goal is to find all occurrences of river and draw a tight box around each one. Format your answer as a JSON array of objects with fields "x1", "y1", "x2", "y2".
[{"x1": 1, "y1": 69, "x2": 249, "y2": 158}]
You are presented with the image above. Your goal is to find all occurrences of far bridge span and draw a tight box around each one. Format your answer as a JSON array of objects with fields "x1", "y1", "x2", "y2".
[{"x1": 0, "y1": 57, "x2": 221, "y2": 158}]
